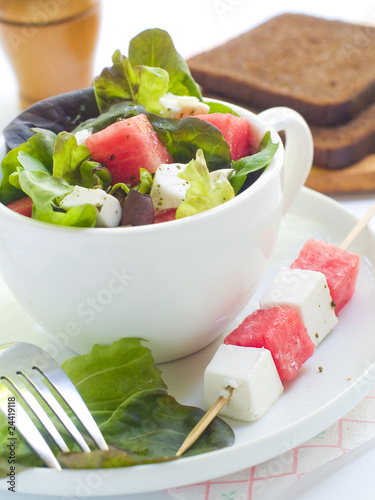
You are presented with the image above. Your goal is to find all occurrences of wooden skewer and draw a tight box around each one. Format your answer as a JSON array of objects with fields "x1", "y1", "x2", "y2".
[
  {"x1": 175, "y1": 386, "x2": 234, "y2": 457},
  {"x1": 176, "y1": 199, "x2": 375, "y2": 457},
  {"x1": 340, "y1": 199, "x2": 375, "y2": 250}
]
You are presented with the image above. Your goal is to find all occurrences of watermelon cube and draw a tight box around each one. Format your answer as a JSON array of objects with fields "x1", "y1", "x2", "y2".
[
  {"x1": 85, "y1": 114, "x2": 173, "y2": 185},
  {"x1": 6, "y1": 196, "x2": 33, "y2": 217},
  {"x1": 154, "y1": 208, "x2": 177, "y2": 224},
  {"x1": 224, "y1": 306, "x2": 315, "y2": 381},
  {"x1": 290, "y1": 239, "x2": 360, "y2": 314},
  {"x1": 194, "y1": 113, "x2": 251, "y2": 160}
]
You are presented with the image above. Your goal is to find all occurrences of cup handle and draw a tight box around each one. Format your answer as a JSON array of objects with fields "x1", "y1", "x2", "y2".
[{"x1": 257, "y1": 107, "x2": 313, "y2": 214}]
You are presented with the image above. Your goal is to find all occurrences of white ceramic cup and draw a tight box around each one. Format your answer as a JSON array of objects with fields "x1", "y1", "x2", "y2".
[{"x1": 0, "y1": 99, "x2": 313, "y2": 363}]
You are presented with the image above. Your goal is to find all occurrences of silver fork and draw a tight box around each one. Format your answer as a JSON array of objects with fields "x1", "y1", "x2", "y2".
[{"x1": 0, "y1": 342, "x2": 108, "y2": 470}]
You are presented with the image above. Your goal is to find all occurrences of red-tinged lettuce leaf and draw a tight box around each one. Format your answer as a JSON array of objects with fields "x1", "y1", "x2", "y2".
[
  {"x1": 121, "y1": 190, "x2": 155, "y2": 226},
  {"x1": 2, "y1": 88, "x2": 99, "y2": 150}
]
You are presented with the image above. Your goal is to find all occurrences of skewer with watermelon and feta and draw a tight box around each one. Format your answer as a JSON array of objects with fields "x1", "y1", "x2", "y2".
[{"x1": 176, "y1": 200, "x2": 375, "y2": 457}]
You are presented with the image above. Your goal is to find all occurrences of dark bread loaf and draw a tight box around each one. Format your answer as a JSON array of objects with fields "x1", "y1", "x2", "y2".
[{"x1": 188, "y1": 13, "x2": 375, "y2": 127}]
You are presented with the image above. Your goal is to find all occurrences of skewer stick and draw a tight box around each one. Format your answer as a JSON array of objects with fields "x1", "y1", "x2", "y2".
[
  {"x1": 177, "y1": 199, "x2": 375, "y2": 457},
  {"x1": 340, "y1": 199, "x2": 375, "y2": 250},
  {"x1": 175, "y1": 386, "x2": 234, "y2": 457}
]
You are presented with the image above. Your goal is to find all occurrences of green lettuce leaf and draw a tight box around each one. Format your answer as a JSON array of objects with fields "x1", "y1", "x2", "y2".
[
  {"x1": 176, "y1": 149, "x2": 235, "y2": 218},
  {"x1": 148, "y1": 114, "x2": 231, "y2": 171},
  {"x1": 0, "y1": 338, "x2": 234, "y2": 475},
  {"x1": 17, "y1": 150, "x2": 51, "y2": 175},
  {"x1": 230, "y1": 131, "x2": 279, "y2": 194},
  {"x1": 73, "y1": 101, "x2": 146, "y2": 134},
  {"x1": 94, "y1": 49, "x2": 169, "y2": 115},
  {"x1": 206, "y1": 101, "x2": 239, "y2": 115},
  {"x1": 13, "y1": 170, "x2": 97, "y2": 227},
  {"x1": 52, "y1": 132, "x2": 112, "y2": 190},
  {"x1": 98, "y1": 388, "x2": 233, "y2": 459},
  {"x1": 136, "y1": 168, "x2": 153, "y2": 195},
  {"x1": 61, "y1": 338, "x2": 167, "y2": 414},
  {"x1": 79, "y1": 160, "x2": 112, "y2": 190},
  {"x1": 128, "y1": 28, "x2": 202, "y2": 100},
  {"x1": 0, "y1": 128, "x2": 56, "y2": 204},
  {"x1": 53, "y1": 132, "x2": 91, "y2": 185},
  {"x1": 93, "y1": 28, "x2": 203, "y2": 116},
  {"x1": 58, "y1": 447, "x2": 176, "y2": 469}
]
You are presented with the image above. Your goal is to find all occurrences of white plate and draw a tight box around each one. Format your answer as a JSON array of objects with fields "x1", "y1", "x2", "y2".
[{"x1": 1, "y1": 187, "x2": 375, "y2": 497}]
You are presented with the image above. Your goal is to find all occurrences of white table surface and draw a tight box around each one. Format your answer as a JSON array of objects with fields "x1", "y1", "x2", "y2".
[{"x1": 0, "y1": 1, "x2": 375, "y2": 499}]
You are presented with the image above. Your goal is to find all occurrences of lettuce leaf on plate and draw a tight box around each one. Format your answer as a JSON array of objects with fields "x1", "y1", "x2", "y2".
[{"x1": 0, "y1": 338, "x2": 234, "y2": 474}]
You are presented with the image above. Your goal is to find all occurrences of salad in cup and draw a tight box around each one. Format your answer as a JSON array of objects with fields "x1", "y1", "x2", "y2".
[{"x1": 0, "y1": 28, "x2": 278, "y2": 227}]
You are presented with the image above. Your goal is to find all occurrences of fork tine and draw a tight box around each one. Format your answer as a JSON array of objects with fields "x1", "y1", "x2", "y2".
[
  {"x1": 36, "y1": 365, "x2": 108, "y2": 451},
  {"x1": 2, "y1": 374, "x2": 70, "y2": 453},
  {"x1": 0, "y1": 342, "x2": 109, "y2": 469},
  {"x1": 18, "y1": 369, "x2": 91, "y2": 452},
  {"x1": 0, "y1": 381, "x2": 61, "y2": 470}
]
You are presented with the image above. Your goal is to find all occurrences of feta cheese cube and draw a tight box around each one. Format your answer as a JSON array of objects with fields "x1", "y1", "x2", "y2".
[
  {"x1": 260, "y1": 268, "x2": 338, "y2": 346},
  {"x1": 74, "y1": 128, "x2": 92, "y2": 146},
  {"x1": 150, "y1": 163, "x2": 189, "y2": 212},
  {"x1": 59, "y1": 186, "x2": 122, "y2": 227},
  {"x1": 159, "y1": 92, "x2": 210, "y2": 119},
  {"x1": 204, "y1": 344, "x2": 283, "y2": 422},
  {"x1": 210, "y1": 168, "x2": 233, "y2": 182},
  {"x1": 150, "y1": 165, "x2": 235, "y2": 213}
]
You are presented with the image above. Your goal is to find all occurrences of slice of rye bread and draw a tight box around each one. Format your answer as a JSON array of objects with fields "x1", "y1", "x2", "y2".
[
  {"x1": 310, "y1": 102, "x2": 375, "y2": 168},
  {"x1": 187, "y1": 13, "x2": 375, "y2": 127},
  {"x1": 203, "y1": 91, "x2": 375, "y2": 169}
]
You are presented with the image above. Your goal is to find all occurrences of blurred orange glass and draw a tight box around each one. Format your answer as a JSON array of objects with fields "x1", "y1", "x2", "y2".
[{"x1": 0, "y1": 0, "x2": 101, "y2": 108}]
